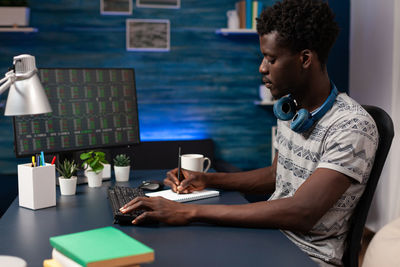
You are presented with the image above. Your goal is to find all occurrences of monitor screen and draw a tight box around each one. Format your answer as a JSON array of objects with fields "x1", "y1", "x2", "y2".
[{"x1": 12, "y1": 68, "x2": 140, "y2": 158}]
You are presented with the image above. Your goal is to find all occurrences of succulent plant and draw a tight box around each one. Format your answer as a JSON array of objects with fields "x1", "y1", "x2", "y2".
[
  {"x1": 56, "y1": 159, "x2": 78, "y2": 179},
  {"x1": 113, "y1": 154, "x2": 131, "y2": 167}
]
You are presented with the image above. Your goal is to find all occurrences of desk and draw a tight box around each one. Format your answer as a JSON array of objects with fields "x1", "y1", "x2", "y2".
[{"x1": 0, "y1": 170, "x2": 316, "y2": 267}]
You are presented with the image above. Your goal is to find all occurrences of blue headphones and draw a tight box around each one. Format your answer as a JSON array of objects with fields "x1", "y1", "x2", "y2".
[{"x1": 273, "y1": 84, "x2": 339, "y2": 133}]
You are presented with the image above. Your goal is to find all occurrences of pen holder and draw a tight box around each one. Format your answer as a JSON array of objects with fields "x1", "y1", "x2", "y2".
[{"x1": 18, "y1": 163, "x2": 56, "y2": 210}]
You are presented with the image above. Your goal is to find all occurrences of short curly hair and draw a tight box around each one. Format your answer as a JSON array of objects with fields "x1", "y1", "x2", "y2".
[{"x1": 256, "y1": 0, "x2": 339, "y2": 66}]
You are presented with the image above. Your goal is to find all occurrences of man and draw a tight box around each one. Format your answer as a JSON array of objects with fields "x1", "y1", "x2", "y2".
[{"x1": 120, "y1": 0, "x2": 378, "y2": 265}]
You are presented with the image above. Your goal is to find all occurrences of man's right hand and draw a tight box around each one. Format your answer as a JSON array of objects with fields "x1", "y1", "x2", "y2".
[{"x1": 164, "y1": 168, "x2": 208, "y2": 193}]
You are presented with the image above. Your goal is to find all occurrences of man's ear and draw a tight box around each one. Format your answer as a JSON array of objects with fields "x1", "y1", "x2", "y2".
[{"x1": 300, "y1": 49, "x2": 312, "y2": 69}]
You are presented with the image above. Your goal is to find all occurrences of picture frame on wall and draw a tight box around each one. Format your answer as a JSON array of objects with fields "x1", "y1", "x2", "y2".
[
  {"x1": 136, "y1": 0, "x2": 180, "y2": 9},
  {"x1": 126, "y1": 19, "x2": 170, "y2": 52},
  {"x1": 101, "y1": 0, "x2": 132, "y2": 15}
]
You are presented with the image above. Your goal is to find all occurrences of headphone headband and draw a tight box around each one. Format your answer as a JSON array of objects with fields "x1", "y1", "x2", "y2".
[{"x1": 273, "y1": 83, "x2": 339, "y2": 133}]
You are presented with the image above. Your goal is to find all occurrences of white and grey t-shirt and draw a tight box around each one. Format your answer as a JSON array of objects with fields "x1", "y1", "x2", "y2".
[{"x1": 271, "y1": 93, "x2": 379, "y2": 266}]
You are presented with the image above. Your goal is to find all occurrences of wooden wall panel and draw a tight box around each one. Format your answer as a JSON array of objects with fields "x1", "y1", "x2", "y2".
[{"x1": 0, "y1": 0, "x2": 349, "y2": 173}]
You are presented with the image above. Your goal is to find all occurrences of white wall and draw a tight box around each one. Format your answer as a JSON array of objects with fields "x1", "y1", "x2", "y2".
[{"x1": 350, "y1": 0, "x2": 400, "y2": 231}]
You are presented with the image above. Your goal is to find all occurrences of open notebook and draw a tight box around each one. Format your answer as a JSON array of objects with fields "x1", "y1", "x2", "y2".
[{"x1": 146, "y1": 189, "x2": 219, "y2": 203}]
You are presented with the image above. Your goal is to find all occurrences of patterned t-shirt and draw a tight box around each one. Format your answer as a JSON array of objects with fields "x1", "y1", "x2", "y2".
[{"x1": 271, "y1": 93, "x2": 379, "y2": 266}]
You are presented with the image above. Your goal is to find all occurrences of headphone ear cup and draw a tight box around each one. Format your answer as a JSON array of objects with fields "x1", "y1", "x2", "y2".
[
  {"x1": 273, "y1": 96, "x2": 296, "y2": 121},
  {"x1": 290, "y1": 108, "x2": 313, "y2": 133}
]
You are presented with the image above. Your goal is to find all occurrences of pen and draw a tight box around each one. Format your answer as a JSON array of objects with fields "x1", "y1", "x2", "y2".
[
  {"x1": 51, "y1": 156, "x2": 56, "y2": 165},
  {"x1": 177, "y1": 147, "x2": 182, "y2": 182},
  {"x1": 32, "y1": 156, "x2": 35, "y2": 167},
  {"x1": 40, "y1": 151, "x2": 45, "y2": 166},
  {"x1": 36, "y1": 154, "x2": 40, "y2": 167}
]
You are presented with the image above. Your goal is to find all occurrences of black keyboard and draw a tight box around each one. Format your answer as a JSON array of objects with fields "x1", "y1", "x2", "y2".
[{"x1": 107, "y1": 185, "x2": 146, "y2": 225}]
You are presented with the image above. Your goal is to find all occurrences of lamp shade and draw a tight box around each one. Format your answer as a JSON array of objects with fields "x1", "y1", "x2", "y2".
[{"x1": 4, "y1": 54, "x2": 52, "y2": 116}]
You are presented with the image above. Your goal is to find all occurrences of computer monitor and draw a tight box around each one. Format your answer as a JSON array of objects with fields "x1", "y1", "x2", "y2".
[{"x1": 12, "y1": 68, "x2": 140, "y2": 159}]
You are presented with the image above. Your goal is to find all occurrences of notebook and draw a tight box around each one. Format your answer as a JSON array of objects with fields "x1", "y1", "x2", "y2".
[
  {"x1": 49, "y1": 226, "x2": 154, "y2": 267},
  {"x1": 52, "y1": 248, "x2": 82, "y2": 267},
  {"x1": 49, "y1": 249, "x2": 141, "y2": 267},
  {"x1": 146, "y1": 189, "x2": 219, "y2": 202}
]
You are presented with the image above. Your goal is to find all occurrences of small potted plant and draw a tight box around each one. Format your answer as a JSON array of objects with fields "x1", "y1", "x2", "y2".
[
  {"x1": 113, "y1": 154, "x2": 131, "y2": 182},
  {"x1": 56, "y1": 159, "x2": 78, "y2": 195},
  {"x1": 80, "y1": 151, "x2": 108, "y2": 187}
]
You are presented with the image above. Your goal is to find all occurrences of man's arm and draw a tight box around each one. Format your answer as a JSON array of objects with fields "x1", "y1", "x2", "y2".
[
  {"x1": 192, "y1": 168, "x2": 351, "y2": 232},
  {"x1": 122, "y1": 167, "x2": 351, "y2": 232},
  {"x1": 165, "y1": 152, "x2": 278, "y2": 195}
]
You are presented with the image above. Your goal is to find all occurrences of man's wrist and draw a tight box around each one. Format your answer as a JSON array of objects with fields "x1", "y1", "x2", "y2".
[
  {"x1": 201, "y1": 172, "x2": 214, "y2": 188},
  {"x1": 202, "y1": 171, "x2": 222, "y2": 188},
  {"x1": 189, "y1": 204, "x2": 202, "y2": 223}
]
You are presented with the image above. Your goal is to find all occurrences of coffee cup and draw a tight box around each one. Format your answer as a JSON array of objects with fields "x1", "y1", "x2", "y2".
[{"x1": 181, "y1": 154, "x2": 211, "y2": 173}]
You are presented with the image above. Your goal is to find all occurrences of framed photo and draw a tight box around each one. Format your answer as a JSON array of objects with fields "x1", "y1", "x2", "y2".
[
  {"x1": 136, "y1": 0, "x2": 180, "y2": 9},
  {"x1": 101, "y1": 0, "x2": 132, "y2": 15},
  {"x1": 126, "y1": 19, "x2": 170, "y2": 52}
]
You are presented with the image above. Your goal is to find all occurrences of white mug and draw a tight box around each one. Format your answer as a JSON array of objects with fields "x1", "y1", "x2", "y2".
[{"x1": 181, "y1": 154, "x2": 211, "y2": 173}]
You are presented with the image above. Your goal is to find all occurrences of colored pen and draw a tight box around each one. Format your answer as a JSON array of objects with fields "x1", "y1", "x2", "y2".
[
  {"x1": 40, "y1": 151, "x2": 45, "y2": 166},
  {"x1": 51, "y1": 156, "x2": 56, "y2": 165},
  {"x1": 32, "y1": 156, "x2": 35, "y2": 167},
  {"x1": 36, "y1": 155, "x2": 40, "y2": 167}
]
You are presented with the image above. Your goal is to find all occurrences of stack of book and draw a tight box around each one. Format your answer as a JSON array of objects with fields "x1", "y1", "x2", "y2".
[
  {"x1": 236, "y1": 0, "x2": 264, "y2": 30},
  {"x1": 43, "y1": 226, "x2": 154, "y2": 267}
]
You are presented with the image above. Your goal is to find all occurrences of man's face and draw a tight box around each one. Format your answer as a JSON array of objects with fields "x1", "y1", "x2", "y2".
[{"x1": 259, "y1": 32, "x2": 302, "y2": 100}]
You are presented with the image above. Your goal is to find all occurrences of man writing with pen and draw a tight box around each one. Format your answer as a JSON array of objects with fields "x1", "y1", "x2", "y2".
[{"x1": 120, "y1": 0, "x2": 378, "y2": 266}]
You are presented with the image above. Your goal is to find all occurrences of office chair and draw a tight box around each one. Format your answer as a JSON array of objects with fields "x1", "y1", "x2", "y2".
[{"x1": 342, "y1": 105, "x2": 394, "y2": 267}]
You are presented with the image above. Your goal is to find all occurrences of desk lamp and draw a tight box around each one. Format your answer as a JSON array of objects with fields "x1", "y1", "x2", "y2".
[{"x1": 0, "y1": 54, "x2": 52, "y2": 116}]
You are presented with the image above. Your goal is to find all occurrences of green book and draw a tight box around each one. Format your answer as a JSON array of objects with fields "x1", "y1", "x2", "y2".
[{"x1": 49, "y1": 226, "x2": 154, "y2": 267}]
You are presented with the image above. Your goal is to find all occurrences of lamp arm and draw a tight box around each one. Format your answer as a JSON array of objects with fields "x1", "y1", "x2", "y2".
[
  {"x1": 0, "y1": 70, "x2": 15, "y2": 95},
  {"x1": 0, "y1": 79, "x2": 12, "y2": 95}
]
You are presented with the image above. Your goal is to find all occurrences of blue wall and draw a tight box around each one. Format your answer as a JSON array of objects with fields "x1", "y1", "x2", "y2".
[{"x1": 0, "y1": 0, "x2": 349, "y2": 173}]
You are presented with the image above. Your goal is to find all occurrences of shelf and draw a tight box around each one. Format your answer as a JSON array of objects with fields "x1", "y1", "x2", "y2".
[
  {"x1": 215, "y1": 28, "x2": 257, "y2": 36},
  {"x1": 0, "y1": 27, "x2": 38, "y2": 33},
  {"x1": 254, "y1": 100, "x2": 275, "y2": 106}
]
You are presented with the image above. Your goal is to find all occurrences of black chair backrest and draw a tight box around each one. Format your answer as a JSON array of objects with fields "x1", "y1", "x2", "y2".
[{"x1": 342, "y1": 105, "x2": 394, "y2": 267}]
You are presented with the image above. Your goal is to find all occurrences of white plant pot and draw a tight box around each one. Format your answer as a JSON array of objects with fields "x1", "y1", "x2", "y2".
[
  {"x1": 84, "y1": 164, "x2": 110, "y2": 179},
  {"x1": 86, "y1": 171, "x2": 103, "y2": 187},
  {"x1": 58, "y1": 176, "x2": 77, "y2": 195},
  {"x1": 114, "y1": 166, "x2": 130, "y2": 182}
]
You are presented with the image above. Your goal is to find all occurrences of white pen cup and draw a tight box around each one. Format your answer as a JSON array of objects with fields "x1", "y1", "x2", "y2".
[
  {"x1": 17, "y1": 163, "x2": 56, "y2": 210},
  {"x1": 181, "y1": 154, "x2": 211, "y2": 173}
]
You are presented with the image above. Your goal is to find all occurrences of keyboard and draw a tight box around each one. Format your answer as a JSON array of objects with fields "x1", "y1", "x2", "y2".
[{"x1": 107, "y1": 185, "x2": 146, "y2": 225}]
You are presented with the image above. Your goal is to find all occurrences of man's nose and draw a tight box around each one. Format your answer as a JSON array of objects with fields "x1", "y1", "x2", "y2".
[{"x1": 259, "y1": 58, "x2": 269, "y2": 74}]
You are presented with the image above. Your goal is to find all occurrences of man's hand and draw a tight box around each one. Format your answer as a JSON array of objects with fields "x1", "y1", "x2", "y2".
[
  {"x1": 164, "y1": 168, "x2": 207, "y2": 193},
  {"x1": 119, "y1": 196, "x2": 195, "y2": 225}
]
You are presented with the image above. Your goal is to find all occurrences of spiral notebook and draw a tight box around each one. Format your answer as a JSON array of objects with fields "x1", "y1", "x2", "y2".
[{"x1": 146, "y1": 189, "x2": 219, "y2": 203}]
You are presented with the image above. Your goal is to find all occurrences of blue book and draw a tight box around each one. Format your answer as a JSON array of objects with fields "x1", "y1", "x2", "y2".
[{"x1": 246, "y1": 0, "x2": 253, "y2": 29}]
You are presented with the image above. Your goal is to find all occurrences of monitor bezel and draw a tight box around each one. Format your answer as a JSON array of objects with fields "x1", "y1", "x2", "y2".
[{"x1": 12, "y1": 67, "x2": 141, "y2": 158}]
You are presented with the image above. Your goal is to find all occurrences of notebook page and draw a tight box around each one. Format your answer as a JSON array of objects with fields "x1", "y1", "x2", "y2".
[{"x1": 146, "y1": 189, "x2": 219, "y2": 203}]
